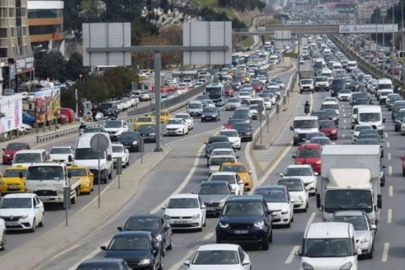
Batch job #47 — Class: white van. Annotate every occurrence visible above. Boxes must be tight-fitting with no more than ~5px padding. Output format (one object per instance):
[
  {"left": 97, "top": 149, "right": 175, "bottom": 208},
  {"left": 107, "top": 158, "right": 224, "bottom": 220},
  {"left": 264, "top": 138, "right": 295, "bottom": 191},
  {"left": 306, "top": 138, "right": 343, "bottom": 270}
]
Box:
[
  {"left": 12, "top": 149, "right": 50, "bottom": 167},
  {"left": 378, "top": 89, "right": 394, "bottom": 105},
  {"left": 357, "top": 105, "right": 385, "bottom": 135},
  {"left": 346, "top": 61, "right": 358, "bottom": 72},
  {"left": 376, "top": 78, "right": 393, "bottom": 98},
  {"left": 351, "top": 105, "right": 366, "bottom": 129},
  {"left": 187, "top": 100, "right": 203, "bottom": 116},
  {"left": 74, "top": 133, "right": 113, "bottom": 184},
  {"left": 321, "top": 68, "right": 333, "bottom": 81},
  {"left": 291, "top": 116, "right": 319, "bottom": 146},
  {"left": 332, "top": 62, "right": 342, "bottom": 70},
  {"left": 295, "top": 222, "right": 360, "bottom": 270}
]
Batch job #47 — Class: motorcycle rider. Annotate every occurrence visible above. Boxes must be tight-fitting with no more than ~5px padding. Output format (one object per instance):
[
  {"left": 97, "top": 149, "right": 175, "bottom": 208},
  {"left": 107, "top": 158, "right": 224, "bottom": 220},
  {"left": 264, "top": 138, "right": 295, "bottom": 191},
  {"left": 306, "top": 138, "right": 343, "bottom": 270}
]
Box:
[{"left": 304, "top": 101, "right": 311, "bottom": 114}]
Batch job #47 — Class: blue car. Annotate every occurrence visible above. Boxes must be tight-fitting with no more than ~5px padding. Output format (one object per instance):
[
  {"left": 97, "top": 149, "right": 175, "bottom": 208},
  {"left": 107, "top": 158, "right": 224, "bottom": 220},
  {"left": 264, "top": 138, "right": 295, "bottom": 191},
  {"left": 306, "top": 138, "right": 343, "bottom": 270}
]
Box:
[
  {"left": 22, "top": 112, "right": 35, "bottom": 126},
  {"left": 201, "top": 107, "right": 221, "bottom": 122}
]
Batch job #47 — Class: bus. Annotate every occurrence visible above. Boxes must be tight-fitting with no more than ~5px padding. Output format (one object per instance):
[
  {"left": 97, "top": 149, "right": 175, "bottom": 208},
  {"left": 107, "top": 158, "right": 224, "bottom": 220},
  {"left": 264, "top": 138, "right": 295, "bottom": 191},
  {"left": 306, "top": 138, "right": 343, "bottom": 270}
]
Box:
[{"left": 204, "top": 83, "right": 225, "bottom": 107}]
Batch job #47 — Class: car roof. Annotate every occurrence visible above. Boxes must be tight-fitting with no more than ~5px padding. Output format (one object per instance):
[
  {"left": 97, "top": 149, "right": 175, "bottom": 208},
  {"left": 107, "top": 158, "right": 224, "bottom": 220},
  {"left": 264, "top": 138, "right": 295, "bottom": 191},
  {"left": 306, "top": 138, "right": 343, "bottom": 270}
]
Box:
[
  {"left": 114, "top": 231, "right": 152, "bottom": 238},
  {"left": 211, "top": 172, "right": 236, "bottom": 176},
  {"left": 197, "top": 244, "right": 239, "bottom": 251},
  {"left": 305, "top": 222, "right": 353, "bottom": 239},
  {"left": 255, "top": 185, "right": 286, "bottom": 191},
  {"left": 294, "top": 116, "right": 318, "bottom": 121},
  {"left": 286, "top": 164, "right": 312, "bottom": 169},
  {"left": 332, "top": 210, "right": 366, "bottom": 217},
  {"left": 3, "top": 193, "right": 35, "bottom": 199},
  {"left": 127, "top": 214, "right": 161, "bottom": 219},
  {"left": 80, "top": 258, "right": 126, "bottom": 265},
  {"left": 226, "top": 195, "right": 264, "bottom": 202},
  {"left": 169, "top": 193, "right": 199, "bottom": 199},
  {"left": 298, "top": 143, "right": 322, "bottom": 149},
  {"left": 201, "top": 181, "right": 228, "bottom": 186}
]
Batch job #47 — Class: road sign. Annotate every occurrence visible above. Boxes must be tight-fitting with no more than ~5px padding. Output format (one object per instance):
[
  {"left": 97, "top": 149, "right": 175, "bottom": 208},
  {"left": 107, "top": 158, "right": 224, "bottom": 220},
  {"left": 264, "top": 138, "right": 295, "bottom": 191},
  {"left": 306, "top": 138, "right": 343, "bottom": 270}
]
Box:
[
  {"left": 90, "top": 134, "right": 109, "bottom": 152},
  {"left": 339, "top": 24, "right": 398, "bottom": 34},
  {"left": 183, "top": 21, "right": 232, "bottom": 65}
]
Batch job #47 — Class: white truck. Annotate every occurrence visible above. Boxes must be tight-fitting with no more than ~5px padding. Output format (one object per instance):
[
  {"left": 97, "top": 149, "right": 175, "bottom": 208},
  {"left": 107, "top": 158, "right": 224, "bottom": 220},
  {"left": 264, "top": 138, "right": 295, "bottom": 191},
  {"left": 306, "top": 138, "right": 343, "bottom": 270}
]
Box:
[
  {"left": 24, "top": 163, "right": 81, "bottom": 209},
  {"left": 290, "top": 116, "right": 319, "bottom": 146},
  {"left": 316, "top": 145, "right": 382, "bottom": 227},
  {"left": 299, "top": 63, "right": 315, "bottom": 94}
]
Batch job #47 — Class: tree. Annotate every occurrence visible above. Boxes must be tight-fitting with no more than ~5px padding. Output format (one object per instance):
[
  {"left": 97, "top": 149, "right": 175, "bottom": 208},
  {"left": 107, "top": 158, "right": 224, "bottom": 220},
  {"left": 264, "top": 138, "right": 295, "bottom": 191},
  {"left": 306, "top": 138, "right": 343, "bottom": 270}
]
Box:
[
  {"left": 34, "top": 51, "right": 66, "bottom": 81},
  {"left": 104, "top": 67, "right": 138, "bottom": 98},
  {"left": 160, "top": 0, "right": 169, "bottom": 13},
  {"left": 66, "top": 53, "right": 90, "bottom": 81},
  {"left": 131, "top": 17, "right": 159, "bottom": 46},
  {"left": 76, "top": 74, "right": 109, "bottom": 104},
  {"left": 160, "top": 25, "right": 183, "bottom": 65},
  {"left": 63, "top": 0, "right": 82, "bottom": 31}
]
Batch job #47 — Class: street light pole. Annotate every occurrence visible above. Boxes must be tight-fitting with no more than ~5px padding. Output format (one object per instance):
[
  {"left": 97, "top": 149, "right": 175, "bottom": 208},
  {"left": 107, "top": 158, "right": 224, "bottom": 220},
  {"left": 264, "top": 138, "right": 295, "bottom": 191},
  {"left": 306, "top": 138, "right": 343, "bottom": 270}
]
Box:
[{"left": 402, "top": 0, "right": 405, "bottom": 82}]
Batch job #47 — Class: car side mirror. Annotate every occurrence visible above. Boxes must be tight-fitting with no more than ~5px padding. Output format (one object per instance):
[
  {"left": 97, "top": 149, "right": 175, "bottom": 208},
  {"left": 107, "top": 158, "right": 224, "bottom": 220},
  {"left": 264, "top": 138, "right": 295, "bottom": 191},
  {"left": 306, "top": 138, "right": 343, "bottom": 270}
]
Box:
[
  {"left": 383, "top": 118, "right": 386, "bottom": 123},
  {"left": 100, "top": 246, "right": 107, "bottom": 251},
  {"left": 294, "top": 248, "right": 302, "bottom": 256},
  {"left": 292, "top": 155, "right": 296, "bottom": 159},
  {"left": 107, "top": 154, "right": 112, "bottom": 161},
  {"left": 19, "top": 172, "right": 24, "bottom": 179},
  {"left": 201, "top": 204, "right": 206, "bottom": 209},
  {"left": 184, "top": 261, "right": 190, "bottom": 266},
  {"left": 2, "top": 148, "right": 5, "bottom": 152},
  {"left": 236, "top": 156, "right": 240, "bottom": 159},
  {"left": 242, "top": 260, "right": 251, "bottom": 266},
  {"left": 161, "top": 206, "right": 166, "bottom": 210},
  {"left": 279, "top": 173, "right": 284, "bottom": 177},
  {"left": 290, "top": 199, "right": 295, "bottom": 204},
  {"left": 290, "top": 126, "right": 293, "bottom": 131},
  {"left": 248, "top": 170, "right": 252, "bottom": 174},
  {"left": 164, "top": 224, "right": 171, "bottom": 230},
  {"left": 267, "top": 209, "right": 273, "bottom": 215},
  {"left": 68, "top": 172, "right": 72, "bottom": 179},
  {"left": 68, "top": 155, "right": 73, "bottom": 162},
  {"left": 117, "top": 227, "right": 123, "bottom": 231}
]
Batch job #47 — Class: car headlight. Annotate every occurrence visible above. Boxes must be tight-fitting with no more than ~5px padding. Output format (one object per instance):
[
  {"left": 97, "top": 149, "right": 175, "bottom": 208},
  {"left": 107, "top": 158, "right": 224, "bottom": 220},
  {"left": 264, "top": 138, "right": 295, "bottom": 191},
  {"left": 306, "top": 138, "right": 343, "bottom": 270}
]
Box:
[
  {"left": 164, "top": 215, "right": 170, "bottom": 220},
  {"left": 315, "top": 160, "right": 321, "bottom": 164},
  {"left": 149, "top": 133, "right": 155, "bottom": 136},
  {"left": 340, "top": 262, "right": 352, "bottom": 270},
  {"left": 302, "top": 262, "right": 314, "bottom": 270},
  {"left": 219, "top": 199, "right": 226, "bottom": 207},
  {"left": 192, "top": 214, "right": 200, "bottom": 219},
  {"left": 21, "top": 214, "right": 29, "bottom": 219},
  {"left": 132, "top": 141, "right": 138, "bottom": 145},
  {"left": 298, "top": 195, "right": 304, "bottom": 202},
  {"left": 56, "top": 189, "right": 63, "bottom": 195},
  {"left": 254, "top": 221, "right": 265, "bottom": 228},
  {"left": 138, "top": 258, "right": 151, "bottom": 266},
  {"left": 359, "top": 235, "right": 370, "bottom": 244},
  {"left": 219, "top": 222, "right": 229, "bottom": 228},
  {"left": 281, "top": 210, "right": 289, "bottom": 215},
  {"left": 155, "top": 234, "right": 163, "bottom": 242},
  {"left": 331, "top": 130, "right": 337, "bottom": 134}
]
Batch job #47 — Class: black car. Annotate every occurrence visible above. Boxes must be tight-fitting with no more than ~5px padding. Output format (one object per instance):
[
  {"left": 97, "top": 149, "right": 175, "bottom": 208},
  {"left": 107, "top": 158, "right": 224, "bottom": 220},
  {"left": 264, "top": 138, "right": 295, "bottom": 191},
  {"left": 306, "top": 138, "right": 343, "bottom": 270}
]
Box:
[
  {"left": 350, "top": 92, "right": 368, "bottom": 106},
  {"left": 330, "top": 78, "right": 346, "bottom": 97},
  {"left": 118, "top": 132, "right": 141, "bottom": 152},
  {"left": 101, "top": 231, "right": 163, "bottom": 270},
  {"left": 216, "top": 195, "right": 273, "bottom": 250},
  {"left": 233, "top": 123, "right": 253, "bottom": 142},
  {"left": 230, "top": 80, "right": 241, "bottom": 91},
  {"left": 206, "top": 142, "right": 235, "bottom": 159},
  {"left": 324, "top": 109, "right": 339, "bottom": 125},
  {"left": 205, "top": 135, "right": 231, "bottom": 158},
  {"left": 84, "top": 127, "right": 106, "bottom": 134},
  {"left": 138, "top": 125, "right": 156, "bottom": 142},
  {"left": 76, "top": 258, "right": 131, "bottom": 270},
  {"left": 99, "top": 102, "right": 119, "bottom": 118},
  {"left": 201, "top": 107, "right": 221, "bottom": 122},
  {"left": 230, "top": 113, "right": 251, "bottom": 125},
  {"left": 394, "top": 110, "right": 405, "bottom": 131},
  {"left": 310, "top": 110, "right": 330, "bottom": 121},
  {"left": 118, "top": 214, "right": 172, "bottom": 257}
]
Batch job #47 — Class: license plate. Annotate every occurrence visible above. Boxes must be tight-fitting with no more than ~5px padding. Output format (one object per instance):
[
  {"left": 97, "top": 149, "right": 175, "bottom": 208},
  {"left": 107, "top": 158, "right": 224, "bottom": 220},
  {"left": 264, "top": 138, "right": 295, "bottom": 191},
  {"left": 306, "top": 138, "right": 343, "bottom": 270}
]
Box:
[
  {"left": 207, "top": 207, "right": 216, "bottom": 211},
  {"left": 40, "top": 196, "right": 49, "bottom": 201},
  {"left": 7, "top": 185, "right": 19, "bottom": 190},
  {"left": 174, "top": 220, "right": 188, "bottom": 224},
  {"left": 6, "top": 222, "right": 18, "bottom": 226},
  {"left": 234, "top": 230, "right": 248, "bottom": 234}
]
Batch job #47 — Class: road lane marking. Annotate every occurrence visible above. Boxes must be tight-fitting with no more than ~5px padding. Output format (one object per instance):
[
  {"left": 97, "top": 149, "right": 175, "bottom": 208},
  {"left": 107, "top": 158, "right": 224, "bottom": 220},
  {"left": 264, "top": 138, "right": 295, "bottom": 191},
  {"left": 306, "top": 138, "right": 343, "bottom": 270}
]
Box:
[
  {"left": 343, "top": 119, "right": 346, "bottom": 123},
  {"left": 388, "top": 166, "right": 392, "bottom": 176},
  {"left": 67, "top": 241, "right": 109, "bottom": 270},
  {"left": 386, "top": 142, "right": 390, "bottom": 148},
  {"left": 387, "top": 209, "right": 392, "bottom": 224},
  {"left": 343, "top": 125, "right": 346, "bottom": 130},
  {"left": 342, "top": 134, "right": 345, "bottom": 139},
  {"left": 389, "top": 186, "right": 393, "bottom": 197},
  {"left": 306, "top": 212, "right": 316, "bottom": 226},
  {"left": 384, "top": 132, "right": 388, "bottom": 138},
  {"left": 343, "top": 114, "right": 346, "bottom": 117},
  {"left": 382, "top": 243, "right": 390, "bottom": 262},
  {"left": 285, "top": 246, "right": 300, "bottom": 264},
  {"left": 388, "top": 153, "right": 391, "bottom": 160}
]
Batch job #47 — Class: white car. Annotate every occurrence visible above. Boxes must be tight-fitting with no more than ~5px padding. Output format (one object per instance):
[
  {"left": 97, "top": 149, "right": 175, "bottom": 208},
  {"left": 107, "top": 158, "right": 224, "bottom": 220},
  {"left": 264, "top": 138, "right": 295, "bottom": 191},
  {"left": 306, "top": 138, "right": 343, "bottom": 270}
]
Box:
[
  {"left": 207, "top": 172, "right": 244, "bottom": 195},
  {"left": 263, "top": 97, "right": 272, "bottom": 110},
  {"left": 104, "top": 120, "right": 129, "bottom": 139},
  {"left": 165, "top": 118, "right": 189, "bottom": 136},
  {"left": 276, "top": 178, "right": 309, "bottom": 212},
  {"left": 49, "top": 146, "right": 75, "bottom": 163},
  {"left": 174, "top": 113, "right": 194, "bottom": 130},
  {"left": 0, "top": 218, "right": 4, "bottom": 250},
  {"left": 238, "top": 91, "right": 251, "bottom": 104},
  {"left": 321, "top": 101, "right": 340, "bottom": 116},
  {"left": 184, "top": 244, "right": 251, "bottom": 270},
  {"left": 219, "top": 129, "right": 241, "bottom": 150},
  {"left": 111, "top": 143, "right": 130, "bottom": 168},
  {"left": 323, "top": 97, "right": 339, "bottom": 103},
  {"left": 225, "top": 98, "right": 242, "bottom": 111},
  {"left": 164, "top": 194, "right": 206, "bottom": 231},
  {"left": 352, "top": 124, "right": 373, "bottom": 143},
  {"left": 280, "top": 165, "right": 318, "bottom": 195},
  {"left": 337, "top": 89, "right": 352, "bottom": 102},
  {"left": 208, "top": 155, "right": 238, "bottom": 175},
  {"left": 18, "top": 123, "right": 32, "bottom": 134},
  {"left": 248, "top": 104, "right": 259, "bottom": 120},
  {"left": 210, "top": 148, "right": 237, "bottom": 159},
  {"left": 0, "top": 193, "right": 45, "bottom": 232}
]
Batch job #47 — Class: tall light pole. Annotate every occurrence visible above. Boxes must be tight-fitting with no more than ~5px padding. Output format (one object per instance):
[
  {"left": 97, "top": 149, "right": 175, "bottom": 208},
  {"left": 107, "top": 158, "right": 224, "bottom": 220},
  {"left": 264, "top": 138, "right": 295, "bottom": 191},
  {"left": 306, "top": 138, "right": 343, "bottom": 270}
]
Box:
[{"left": 402, "top": 0, "right": 404, "bottom": 82}]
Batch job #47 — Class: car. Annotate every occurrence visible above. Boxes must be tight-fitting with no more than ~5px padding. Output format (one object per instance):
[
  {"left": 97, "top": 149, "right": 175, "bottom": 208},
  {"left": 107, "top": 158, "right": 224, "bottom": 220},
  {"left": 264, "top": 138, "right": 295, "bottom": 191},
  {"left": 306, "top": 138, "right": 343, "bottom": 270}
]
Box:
[
  {"left": 224, "top": 84, "right": 234, "bottom": 97},
  {"left": 160, "top": 110, "right": 171, "bottom": 123},
  {"left": 184, "top": 244, "right": 251, "bottom": 269},
  {"left": 271, "top": 77, "right": 285, "bottom": 89},
  {"left": 310, "top": 110, "right": 330, "bottom": 121},
  {"left": 117, "top": 214, "right": 173, "bottom": 256},
  {"left": 219, "top": 162, "right": 252, "bottom": 191},
  {"left": 1, "top": 166, "right": 27, "bottom": 194},
  {"left": 202, "top": 99, "right": 215, "bottom": 108},
  {"left": 100, "top": 231, "right": 163, "bottom": 270},
  {"left": 201, "top": 107, "right": 221, "bottom": 122},
  {"left": 394, "top": 109, "right": 405, "bottom": 131},
  {"left": 49, "top": 146, "right": 75, "bottom": 163},
  {"left": 216, "top": 196, "right": 273, "bottom": 250},
  {"left": 253, "top": 185, "right": 294, "bottom": 227},
  {"left": 174, "top": 113, "right": 194, "bottom": 130},
  {"left": 0, "top": 217, "right": 6, "bottom": 250},
  {"left": 276, "top": 178, "right": 309, "bottom": 212},
  {"left": 118, "top": 131, "right": 141, "bottom": 152},
  {"left": 22, "top": 111, "right": 35, "bottom": 126},
  {"left": 262, "top": 97, "right": 272, "bottom": 110},
  {"left": 351, "top": 124, "right": 373, "bottom": 143},
  {"left": 310, "top": 136, "right": 333, "bottom": 145},
  {"left": 111, "top": 143, "right": 130, "bottom": 168},
  {"left": 165, "top": 118, "right": 189, "bottom": 136},
  {"left": 207, "top": 172, "right": 245, "bottom": 195},
  {"left": 355, "top": 137, "right": 384, "bottom": 158},
  {"left": 137, "top": 125, "right": 156, "bottom": 143},
  {"left": 233, "top": 123, "right": 253, "bottom": 142},
  {"left": 248, "top": 104, "right": 261, "bottom": 120},
  {"left": 318, "top": 120, "right": 338, "bottom": 140},
  {"left": 0, "top": 193, "right": 45, "bottom": 232},
  {"left": 198, "top": 181, "right": 232, "bottom": 216},
  {"left": 219, "top": 129, "right": 241, "bottom": 150},
  {"left": 230, "top": 112, "right": 251, "bottom": 125},
  {"left": 323, "top": 97, "right": 339, "bottom": 103},
  {"left": 104, "top": 120, "right": 129, "bottom": 141},
  {"left": 210, "top": 148, "right": 237, "bottom": 159},
  {"left": 205, "top": 136, "right": 230, "bottom": 158},
  {"left": 83, "top": 127, "right": 107, "bottom": 134},
  {"left": 208, "top": 155, "right": 238, "bottom": 175},
  {"left": 2, "top": 142, "right": 30, "bottom": 165},
  {"left": 338, "top": 89, "right": 352, "bottom": 102},
  {"left": 292, "top": 143, "right": 322, "bottom": 174},
  {"left": 164, "top": 194, "right": 206, "bottom": 231},
  {"left": 225, "top": 97, "right": 242, "bottom": 111},
  {"left": 330, "top": 210, "right": 376, "bottom": 259},
  {"left": 320, "top": 101, "right": 339, "bottom": 115},
  {"left": 280, "top": 164, "right": 318, "bottom": 195},
  {"left": 223, "top": 119, "right": 242, "bottom": 130},
  {"left": 67, "top": 165, "right": 94, "bottom": 194},
  {"left": 76, "top": 258, "right": 131, "bottom": 270},
  {"left": 134, "top": 116, "right": 155, "bottom": 131},
  {"left": 238, "top": 91, "right": 251, "bottom": 104}
]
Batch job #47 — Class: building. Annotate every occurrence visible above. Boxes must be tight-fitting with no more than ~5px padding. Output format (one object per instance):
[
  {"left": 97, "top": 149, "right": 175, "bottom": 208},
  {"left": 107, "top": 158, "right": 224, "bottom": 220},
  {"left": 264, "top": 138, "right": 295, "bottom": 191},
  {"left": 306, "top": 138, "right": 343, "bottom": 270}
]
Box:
[
  {"left": 0, "top": 0, "right": 34, "bottom": 95},
  {"left": 27, "top": 0, "right": 64, "bottom": 52}
]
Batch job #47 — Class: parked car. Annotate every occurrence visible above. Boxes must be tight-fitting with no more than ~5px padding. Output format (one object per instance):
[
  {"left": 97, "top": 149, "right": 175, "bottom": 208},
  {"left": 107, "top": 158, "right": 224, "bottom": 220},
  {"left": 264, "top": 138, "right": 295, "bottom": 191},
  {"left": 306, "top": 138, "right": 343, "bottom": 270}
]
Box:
[
  {"left": 22, "top": 112, "right": 35, "bottom": 126},
  {"left": 61, "top": 108, "right": 75, "bottom": 123},
  {"left": 2, "top": 142, "right": 30, "bottom": 165}
]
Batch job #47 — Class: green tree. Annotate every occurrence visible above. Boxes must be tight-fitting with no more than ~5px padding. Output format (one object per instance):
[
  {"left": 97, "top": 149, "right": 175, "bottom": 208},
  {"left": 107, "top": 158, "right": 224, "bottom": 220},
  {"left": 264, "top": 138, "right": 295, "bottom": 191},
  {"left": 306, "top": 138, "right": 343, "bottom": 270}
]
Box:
[
  {"left": 66, "top": 53, "right": 90, "bottom": 81},
  {"left": 63, "top": 0, "right": 82, "bottom": 31},
  {"left": 34, "top": 51, "right": 66, "bottom": 81},
  {"left": 104, "top": 67, "right": 138, "bottom": 98},
  {"left": 76, "top": 74, "right": 109, "bottom": 104},
  {"left": 160, "top": 0, "right": 169, "bottom": 13}
]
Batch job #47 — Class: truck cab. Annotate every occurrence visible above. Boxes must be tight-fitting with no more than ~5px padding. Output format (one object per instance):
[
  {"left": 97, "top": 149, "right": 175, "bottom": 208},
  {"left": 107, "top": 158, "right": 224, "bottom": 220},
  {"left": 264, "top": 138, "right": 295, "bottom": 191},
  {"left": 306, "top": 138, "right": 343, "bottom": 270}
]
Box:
[{"left": 291, "top": 116, "right": 319, "bottom": 146}]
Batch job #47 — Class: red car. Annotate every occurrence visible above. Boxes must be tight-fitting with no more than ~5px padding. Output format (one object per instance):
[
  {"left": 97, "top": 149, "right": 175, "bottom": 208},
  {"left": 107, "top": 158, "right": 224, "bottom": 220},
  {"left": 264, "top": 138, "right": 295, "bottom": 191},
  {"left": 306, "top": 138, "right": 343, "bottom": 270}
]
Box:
[
  {"left": 224, "top": 85, "right": 234, "bottom": 97},
  {"left": 251, "top": 81, "right": 263, "bottom": 92},
  {"left": 401, "top": 154, "right": 405, "bottom": 176},
  {"left": 319, "top": 119, "right": 338, "bottom": 140},
  {"left": 2, "top": 142, "right": 30, "bottom": 165},
  {"left": 292, "top": 143, "right": 323, "bottom": 173},
  {"left": 61, "top": 108, "right": 75, "bottom": 123}
]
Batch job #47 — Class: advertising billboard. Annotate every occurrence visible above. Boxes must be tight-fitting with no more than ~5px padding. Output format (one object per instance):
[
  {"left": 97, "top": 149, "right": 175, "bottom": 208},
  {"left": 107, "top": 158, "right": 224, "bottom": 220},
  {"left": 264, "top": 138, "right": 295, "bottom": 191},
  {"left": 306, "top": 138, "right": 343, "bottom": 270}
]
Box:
[
  {"left": 0, "top": 94, "right": 23, "bottom": 133},
  {"left": 34, "top": 88, "right": 61, "bottom": 124},
  {"left": 339, "top": 24, "right": 398, "bottom": 34}
]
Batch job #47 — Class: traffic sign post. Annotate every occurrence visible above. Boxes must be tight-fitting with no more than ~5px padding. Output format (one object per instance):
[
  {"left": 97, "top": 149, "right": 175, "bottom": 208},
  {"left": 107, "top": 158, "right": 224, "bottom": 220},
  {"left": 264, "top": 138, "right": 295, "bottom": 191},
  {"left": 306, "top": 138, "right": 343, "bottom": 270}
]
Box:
[
  {"left": 116, "top": 157, "right": 122, "bottom": 189},
  {"left": 90, "top": 134, "right": 109, "bottom": 208}
]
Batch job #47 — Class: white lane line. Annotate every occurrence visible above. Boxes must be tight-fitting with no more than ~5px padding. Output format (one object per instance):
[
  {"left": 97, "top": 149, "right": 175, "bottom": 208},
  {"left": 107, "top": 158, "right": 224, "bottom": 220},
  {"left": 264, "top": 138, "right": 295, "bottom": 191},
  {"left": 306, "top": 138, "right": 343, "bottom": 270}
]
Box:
[
  {"left": 343, "top": 126, "right": 346, "bottom": 130},
  {"left": 387, "top": 142, "right": 390, "bottom": 148},
  {"left": 384, "top": 132, "right": 388, "bottom": 138},
  {"left": 388, "top": 166, "right": 392, "bottom": 176},
  {"left": 388, "top": 153, "right": 391, "bottom": 160},
  {"left": 342, "top": 108, "right": 345, "bottom": 112},
  {"left": 387, "top": 209, "right": 392, "bottom": 224},
  {"left": 285, "top": 246, "right": 300, "bottom": 264},
  {"left": 342, "top": 134, "right": 346, "bottom": 139},
  {"left": 382, "top": 243, "right": 390, "bottom": 262},
  {"left": 389, "top": 186, "right": 393, "bottom": 197},
  {"left": 343, "top": 114, "right": 346, "bottom": 117},
  {"left": 344, "top": 119, "right": 346, "bottom": 123},
  {"left": 306, "top": 212, "right": 316, "bottom": 226},
  {"left": 67, "top": 241, "right": 109, "bottom": 270}
]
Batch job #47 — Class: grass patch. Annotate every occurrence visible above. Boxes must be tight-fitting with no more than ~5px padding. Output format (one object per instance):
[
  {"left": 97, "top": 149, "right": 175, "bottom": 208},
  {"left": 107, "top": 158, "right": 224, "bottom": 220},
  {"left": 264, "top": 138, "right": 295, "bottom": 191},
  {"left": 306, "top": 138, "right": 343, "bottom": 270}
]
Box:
[
  {"left": 284, "top": 51, "right": 298, "bottom": 58},
  {"left": 243, "top": 36, "right": 254, "bottom": 48}
]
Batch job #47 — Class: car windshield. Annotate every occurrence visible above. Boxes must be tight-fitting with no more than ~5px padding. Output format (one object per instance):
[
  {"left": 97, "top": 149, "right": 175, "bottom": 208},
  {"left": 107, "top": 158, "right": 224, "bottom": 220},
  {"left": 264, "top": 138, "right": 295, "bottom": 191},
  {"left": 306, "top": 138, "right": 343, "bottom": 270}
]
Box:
[
  {"left": 340, "top": 89, "right": 351, "bottom": 94},
  {"left": 199, "top": 184, "right": 229, "bottom": 195},
  {"left": 359, "top": 113, "right": 381, "bottom": 122},
  {"left": 221, "top": 165, "right": 246, "bottom": 173},
  {"left": 6, "top": 143, "right": 27, "bottom": 150},
  {"left": 220, "top": 131, "right": 238, "bottom": 137},
  {"left": 355, "top": 126, "right": 372, "bottom": 132},
  {"left": 189, "top": 103, "right": 202, "bottom": 109},
  {"left": 303, "top": 238, "right": 351, "bottom": 257},
  {"left": 310, "top": 138, "right": 330, "bottom": 145},
  {"left": 240, "top": 91, "right": 250, "bottom": 96},
  {"left": 210, "top": 157, "right": 235, "bottom": 166},
  {"left": 0, "top": 198, "right": 32, "bottom": 209},
  {"left": 316, "top": 77, "right": 328, "bottom": 82},
  {"left": 297, "top": 148, "right": 321, "bottom": 158},
  {"left": 294, "top": 120, "right": 318, "bottom": 129},
  {"left": 192, "top": 250, "right": 239, "bottom": 265},
  {"left": 301, "top": 79, "right": 312, "bottom": 84},
  {"left": 26, "top": 166, "right": 64, "bottom": 180},
  {"left": 223, "top": 201, "right": 264, "bottom": 217},
  {"left": 108, "top": 236, "right": 150, "bottom": 250},
  {"left": 68, "top": 168, "right": 87, "bottom": 177},
  {"left": 77, "top": 265, "right": 119, "bottom": 270},
  {"left": 84, "top": 128, "right": 105, "bottom": 133},
  {"left": 50, "top": 148, "right": 71, "bottom": 154},
  {"left": 14, "top": 153, "right": 41, "bottom": 163},
  {"left": 319, "top": 121, "right": 335, "bottom": 128},
  {"left": 212, "top": 150, "right": 233, "bottom": 156},
  {"left": 277, "top": 179, "right": 304, "bottom": 191},
  {"left": 356, "top": 139, "right": 379, "bottom": 145},
  {"left": 137, "top": 117, "right": 153, "bottom": 122},
  {"left": 112, "top": 146, "right": 123, "bottom": 153},
  {"left": 167, "top": 119, "right": 183, "bottom": 125},
  {"left": 138, "top": 126, "right": 154, "bottom": 132},
  {"left": 167, "top": 198, "right": 199, "bottom": 209},
  {"left": 325, "top": 190, "right": 373, "bottom": 213},
  {"left": 124, "top": 217, "right": 160, "bottom": 231},
  {"left": 75, "top": 148, "right": 106, "bottom": 159},
  {"left": 208, "top": 137, "right": 228, "bottom": 144},
  {"left": 4, "top": 169, "right": 26, "bottom": 177},
  {"left": 331, "top": 216, "right": 368, "bottom": 230},
  {"left": 254, "top": 189, "right": 286, "bottom": 203},
  {"left": 175, "top": 114, "right": 189, "bottom": 120},
  {"left": 209, "top": 174, "right": 235, "bottom": 183},
  {"left": 105, "top": 121, "right": 122, "bottom": 128},
  {"left": 203, "top": 108, "right": 217, "bottom": 112},
  {"left": 321, "top": 104, "right": 339, "bottom": 110},
  {"left": 284, "top": 167, "right": 313, "bottom": 176},
  {"left": 228, "top": 98, "right": 240, "bottom": 103}
]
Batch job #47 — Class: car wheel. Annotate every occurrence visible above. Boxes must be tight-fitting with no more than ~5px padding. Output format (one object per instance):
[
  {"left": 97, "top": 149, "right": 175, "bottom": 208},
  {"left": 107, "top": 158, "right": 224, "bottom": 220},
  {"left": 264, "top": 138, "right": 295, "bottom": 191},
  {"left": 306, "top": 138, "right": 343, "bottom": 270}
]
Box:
[
  {"left": 303, "top": 204, "right": 308, "bottom": 213},
  {"left": 162, "top": 243, "right": 166, "bottom": 257},
  {"left": 30, "top": 219, "right": 36, "bottom": 233},
  {"left": 0, "top": 233, "right": 5, "bottom": 250},
  {"left": 286, "top": 221, "right": 291, "bottom": 228},
  {"left": 39, "top": 213, "right": 44, "bottom": 227},
  {"left": 158, "top": 260, "right": 163, "bottom": 270},
  {"left": 291, "top": 215, "right": 294, "bottom": 222},
  {"left": 167, "top": 238, "right": 173, "bottom": 250},
  {"left": 108, "top": 171, "right": 113, "bottom": 179}
]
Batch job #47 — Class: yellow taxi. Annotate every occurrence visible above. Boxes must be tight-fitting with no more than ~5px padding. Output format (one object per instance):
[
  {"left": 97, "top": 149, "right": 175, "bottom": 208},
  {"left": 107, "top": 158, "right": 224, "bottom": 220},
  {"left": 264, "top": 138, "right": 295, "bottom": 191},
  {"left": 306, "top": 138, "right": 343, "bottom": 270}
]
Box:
[
  {"left": 219, "top": 162, "right": 252, "bottom": 191},
  {"left": 67, "top": 165, "right": 94, "bottom": 194},
  {"left": 160, "top": 110, "right": 171, "bottom": 123},
  {"left": 0, "top": 165, "right": 27, "bottom": 194},
  {"left": 134, "top": 115, "right": 155, "bottom": 131}
]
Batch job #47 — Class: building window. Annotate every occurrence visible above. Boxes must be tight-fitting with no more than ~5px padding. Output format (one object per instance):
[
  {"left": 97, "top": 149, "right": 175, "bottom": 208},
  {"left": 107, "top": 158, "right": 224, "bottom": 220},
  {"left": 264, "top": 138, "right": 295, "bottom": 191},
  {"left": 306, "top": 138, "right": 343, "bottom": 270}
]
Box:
[
  {"left": 29, "top": 25, "right": 61, "bottom": 35},
  {"left": 28, "top": 9, "right": 61, "bottom": 19}
]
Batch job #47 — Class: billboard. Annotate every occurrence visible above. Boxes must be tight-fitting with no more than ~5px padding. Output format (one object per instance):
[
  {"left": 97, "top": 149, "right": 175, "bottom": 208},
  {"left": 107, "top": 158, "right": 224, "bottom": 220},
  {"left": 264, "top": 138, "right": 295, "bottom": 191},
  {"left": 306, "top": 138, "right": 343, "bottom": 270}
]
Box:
[
  {"left": 0, "top": 94, "right": 23, "bottom": 133},
  {"left": 34, "top": 88, "right": 61, "bottom": 124},
  {"left": 339, "top": 24, "right": 398, "bottom": 34}
]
